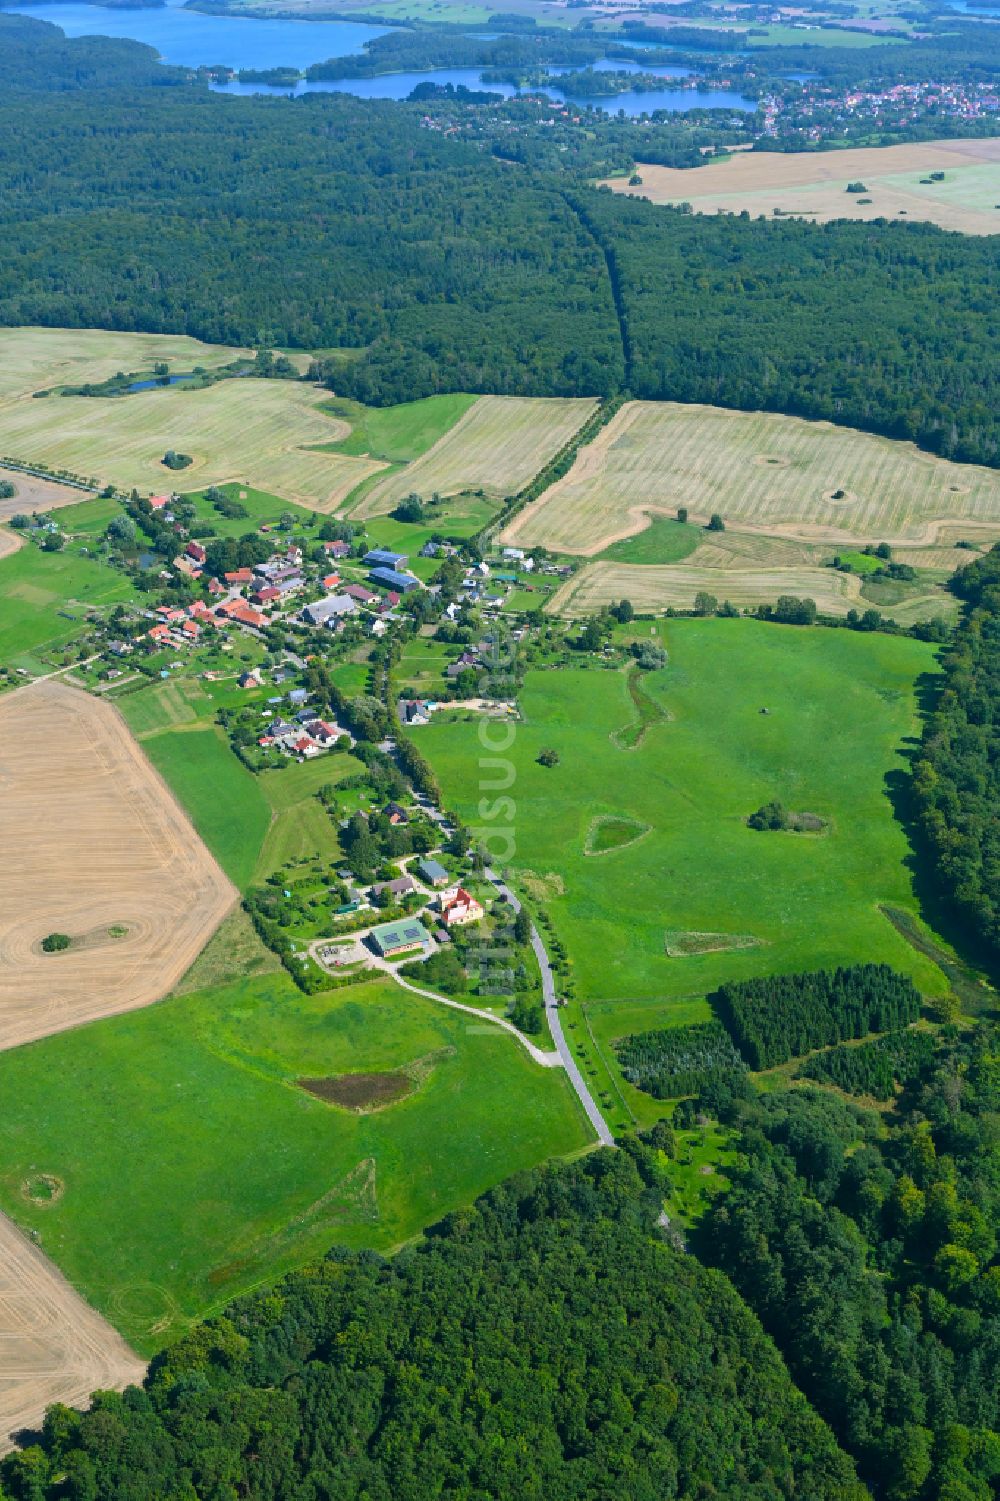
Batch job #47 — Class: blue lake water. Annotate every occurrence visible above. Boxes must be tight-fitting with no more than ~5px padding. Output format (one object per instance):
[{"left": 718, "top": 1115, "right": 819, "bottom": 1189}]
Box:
[
  {"left": 12, "top": 0, "right": 756, "bottom": 113},
  {"left": 11, "top": 0, "right": 387, "bottom": 68},
  {"left": 127, "top": 373, "right": 198, "bottom": 391}
]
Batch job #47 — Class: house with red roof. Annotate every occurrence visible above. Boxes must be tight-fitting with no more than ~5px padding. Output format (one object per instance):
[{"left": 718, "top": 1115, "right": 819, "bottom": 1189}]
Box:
[
  {"left": 224, "top": 568, "right": 254, "bottom": 587},
  {"left": 439, "top": 886, "right": 485, "bottom": 928}
]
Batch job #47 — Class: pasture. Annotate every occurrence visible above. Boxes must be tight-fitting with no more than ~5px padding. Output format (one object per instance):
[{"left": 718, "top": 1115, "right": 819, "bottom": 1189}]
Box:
[
  {"left": 351, "top": 396, "right": 597, "bottom": 519},
  {"left": 604, "top": 137, "right": 1000, "bottom": 236},
  {"left": 0, "top": 1212, "right": 144, "bottom": 1455},
  {"left": 0, "top": 972, "right": 588, "bottom": 1353},
  {"left": 0, "top": 378, "right": 376, "bottom": 507},
  {"left": 421, "top": 620, "right": 945, "bottom": 1018},
  {"left": 0, "top": 682, "right": 235, "bottom": 1052},
  {"left": 502, "top": 401, "right": 1000, "bottom": 555},
  {"left": 0, "top": 534, "right": 136, "bottom": 669}
]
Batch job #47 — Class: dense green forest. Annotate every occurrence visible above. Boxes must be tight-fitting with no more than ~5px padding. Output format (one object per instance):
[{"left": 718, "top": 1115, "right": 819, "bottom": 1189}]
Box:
[
  {"left": 913, "top": 546, "right": 1000, "bottom": 956},
  {"left": 716, "top": 964, "right": 923, "bottom": 1070},
  {"left": 697, "top": 1022, "right": 1000, "bottom": 1501},
  {"left": 615, "top": 1020, "right": 746, "bottom": 1099},
  {"left": 1, "top": 17, "right": 1000, "bottom": 462},
  {"left": 799, "top": 1028, "right": 937, "bottom": 1099},
  {"left": 0, "top": 1147, "right": 862, "bottom": 1500}
]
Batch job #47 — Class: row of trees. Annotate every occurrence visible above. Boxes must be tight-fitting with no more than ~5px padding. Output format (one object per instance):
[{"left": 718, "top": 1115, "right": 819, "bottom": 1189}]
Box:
[
  {"left": 717, "top": 963, "right": 923, "bottom": 1069},
  {"left": 912, "top": 545, "right": 1000, "bottom": 955}
]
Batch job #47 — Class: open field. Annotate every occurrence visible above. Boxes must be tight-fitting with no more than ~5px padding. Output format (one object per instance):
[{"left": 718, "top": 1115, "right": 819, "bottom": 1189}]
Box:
[
  {"left": 422, "top": 621, "right": 945, "bottom": 1012},
  {"left": 319, "top": 392, "right": 478, "bottom": 464},
  {"left": 503, "top": 401, "right": 1000, "bottom": 554},
  {"left": 351, "top": 396, "right": 597, "bottom": 519},
  {"left": 0, "top": 533, "right": 137, "bottom": 670},
  {"left": 0, "top": 1212, "right": 144, "bottom": 1454},
  {"left": 0, "top": 972, "right": 589, "bottom": 1354},
  {"left": 603, "top": 137, "right": 1000, "bottom": 235},
  {"left": 0, "top": 468, "right": 93, "bottom": 523},
  {"left": 548, "top": 562, "right": 869, "bottom": 617},
  {"left": 0, "top": 327, "right": 246, "bottom": 403},
  {"left": 0, "top": 681, "right": 235, "bottom": 1051},
  {"left": 0, "top": 378, "right": 377, "bottom": 507}
]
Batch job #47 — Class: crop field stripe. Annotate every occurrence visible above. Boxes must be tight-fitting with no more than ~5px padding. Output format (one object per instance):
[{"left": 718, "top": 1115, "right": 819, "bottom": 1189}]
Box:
[
  {"left": 0, "top": 1210, "right": 145, "bottom": 1454},
  {"left": 504, "top": 401, "right": 1000, "bottom": 557},
  {"left": 352, "top": 395, "right": 599, "bottom": 519},
  {"left": 547, "top": 563, "right": 865, "bottom": 617},
  {"left": 0, "top": 680, "right": 236, "bottom": 1051}
]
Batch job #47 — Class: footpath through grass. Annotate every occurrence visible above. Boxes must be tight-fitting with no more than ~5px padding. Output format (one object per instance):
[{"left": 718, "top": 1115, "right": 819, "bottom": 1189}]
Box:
[{"left": 0, "top": 972, "right": 588, "bottom": 1355}]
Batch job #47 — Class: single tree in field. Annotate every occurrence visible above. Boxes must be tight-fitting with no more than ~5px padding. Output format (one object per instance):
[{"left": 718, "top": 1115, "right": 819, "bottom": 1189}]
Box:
[
  {"left": 614, "top": 598, "right": 634, "bottom": 624},
  {"left": 707, "top": 513, "right": 725, "bottom": 532},
  {"left": 41, "top": 933, "right": 71, "bottom": 953},
  {"left": 538, "top": 748, "right": 560, "bottom": 768},
  {"left": 694, "top": 591, "right": 718, "bottom": 617},
  {"left": 513, "top": 906, "right": 532, "bottom": 946}
]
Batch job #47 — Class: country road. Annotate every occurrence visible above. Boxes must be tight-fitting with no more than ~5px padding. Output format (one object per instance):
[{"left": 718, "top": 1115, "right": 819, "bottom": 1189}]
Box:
[{"left": 485, "top": 868, "right": 615, "bottom": 1148}]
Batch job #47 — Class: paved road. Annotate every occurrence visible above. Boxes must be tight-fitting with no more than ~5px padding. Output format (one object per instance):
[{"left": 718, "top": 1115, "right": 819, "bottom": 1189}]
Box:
[{"left": 485, "top": 868, "right": 615, "bottom": 1148}]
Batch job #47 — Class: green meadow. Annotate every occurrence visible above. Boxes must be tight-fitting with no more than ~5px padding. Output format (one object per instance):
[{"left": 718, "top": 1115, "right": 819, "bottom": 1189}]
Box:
[
  {"left": 0, "top": 533, "right": 135, "bottom": 668},
  {"left": 0, "top": 972, "right": 588, "bottom": 1354},
  {"left": 422, "top": 619, "right": 945, "bottom": 1019},
  {"left": 597, "top": 516, "right": 702, "bottom": 566},
  {"left": 318, "top": 392, "right": 477, "bottom": 464}
]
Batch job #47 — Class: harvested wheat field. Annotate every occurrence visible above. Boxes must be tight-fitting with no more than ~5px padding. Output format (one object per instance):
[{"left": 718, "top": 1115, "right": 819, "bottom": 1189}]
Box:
[
  {"left": 0, "top": 469, "right": 93, "bottom": 522},
  {"left": 0, "top": 680, "right": 235, "bottom": 1051},
  {"left": 603, "top": 137, "right": 1000, "bottom": 235},
  {"left": 548, "top": 562, "right": 866, "bottom": 617},
  {"left": 503, "top": 402, "right": 1000, "bottom": 556},
  {"left": 351, "top": 395, "right": 597, "bottom": 519},
  {"left": 0, "top": 327, "right": 246, "bottom": 404},
  {"left": 0, "top": 1211, "right": 144, "bottom": 1453},
  {"left": 0, "top": 379, "right": 374, "bottom": 508}
]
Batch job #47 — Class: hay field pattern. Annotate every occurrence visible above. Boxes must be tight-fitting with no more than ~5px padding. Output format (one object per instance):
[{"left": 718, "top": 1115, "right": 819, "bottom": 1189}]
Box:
[
  {"left": 0, "top": 1212, "right": 144, "bottom": 1454},
  {"left": 0, "top": 680, "right": 236, "bottom": 1052},
  {"left": 352, "top": 395, "right": 598, "bottom": 518},
  {"left": 604, "top": 137, "right": 1000, "bottom": 235},
  {"left": 0, "top": 372, "right": 376, "bottom": 509},
  {"left": 503, "top": 402, "right": 1000, "bottom": 555},
  {"left": 548, "top": 562, "right": 867, "bottom": 617}
]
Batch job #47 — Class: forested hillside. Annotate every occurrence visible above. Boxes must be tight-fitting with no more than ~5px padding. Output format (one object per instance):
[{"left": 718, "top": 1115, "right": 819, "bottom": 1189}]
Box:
[
  {"left": 696, "top": 1023, "right": 1000, "bottom": 1501},
  {"left": 913, "top": 546, "right": 1000, "bottom": 954},
  {"left": 0, "top": 1148, "right": 862, "bottom": 1500},
  {"left": 2, "top": 16, "right": 1000, "bottom": 465}
]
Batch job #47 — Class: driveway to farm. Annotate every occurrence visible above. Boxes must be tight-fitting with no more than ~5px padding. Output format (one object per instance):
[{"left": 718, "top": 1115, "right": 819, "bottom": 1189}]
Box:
[{"left": 485, "top": 868, "right": 615, "bottom": 1147}]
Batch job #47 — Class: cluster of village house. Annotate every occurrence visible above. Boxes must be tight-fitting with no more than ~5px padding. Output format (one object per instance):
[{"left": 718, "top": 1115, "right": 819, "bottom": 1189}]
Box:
[
  {"left": 351, "top": 851, "right": 487, "bottom": 961},
  {"left": 111, "top": 496, "right": 543, "bottom": 756}
]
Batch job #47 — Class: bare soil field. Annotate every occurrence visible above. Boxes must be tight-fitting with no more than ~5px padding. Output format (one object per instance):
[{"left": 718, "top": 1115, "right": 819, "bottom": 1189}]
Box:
[
  {"left": 0, "top": 680, "right": 235, "bottom": 1051},
  {"left": 0, "top": 468, "right": 93, "bottom": 520},
  {"left": 0, "top": 1211, "right": 145, "bottom": 1453},
  {"left": 503, "top": 402, "right": 1000, "bottom": 555},
  {"left": 603, "top": 137, "right": 1000, "bottom": 235},
  {"left": 352, "top": 395, "right": 597, "bottom": 519},
  {"left": 0, "top": 379, "right": 373, "bottom": 508},
  {"left": 547, "top": 562, "right": 867, "bottom": 617}
]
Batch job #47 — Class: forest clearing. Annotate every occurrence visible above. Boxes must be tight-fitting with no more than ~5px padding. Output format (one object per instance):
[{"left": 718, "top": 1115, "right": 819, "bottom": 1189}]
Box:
[
  {"left": 502, "top": 402, "right": 1000, "bottom": 555},
  {"left": 0, "top": 680, "right": 235, "bottom": 1051},
  {"left": 350, "top": 396, "right": 598, "bottom": 518},
  {"left": 604, "top": 136, "right": 1000, "bottom": 235}
]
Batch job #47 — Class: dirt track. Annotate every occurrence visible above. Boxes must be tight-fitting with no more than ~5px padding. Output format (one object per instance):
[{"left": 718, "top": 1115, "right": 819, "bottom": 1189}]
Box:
[
  {"left": 0, "top": 1212, "right": 145, "bottom": 1453},
  {"left": 0, "top": 679, "right": 236, "bottom": 1051}
]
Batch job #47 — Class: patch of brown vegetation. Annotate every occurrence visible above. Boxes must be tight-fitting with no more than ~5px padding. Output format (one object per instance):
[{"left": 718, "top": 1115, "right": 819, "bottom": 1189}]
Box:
[
  {"left": 299, "top": 1072, "right": 412, "bottom": 1110},
  {"left": 0, "top": 680, "right": 236, "bottom": 1051}
]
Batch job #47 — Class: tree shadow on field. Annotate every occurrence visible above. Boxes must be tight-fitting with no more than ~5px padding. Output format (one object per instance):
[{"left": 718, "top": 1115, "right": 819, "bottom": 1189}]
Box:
[{"left": 883, "top": 666, "right": 1000, "bottom": 1010}]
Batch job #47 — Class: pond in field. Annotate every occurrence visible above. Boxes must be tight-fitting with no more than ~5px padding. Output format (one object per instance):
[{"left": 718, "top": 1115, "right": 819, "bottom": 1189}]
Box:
[{"left": 12, "top": 0, "right": 755, "bottom": 114}]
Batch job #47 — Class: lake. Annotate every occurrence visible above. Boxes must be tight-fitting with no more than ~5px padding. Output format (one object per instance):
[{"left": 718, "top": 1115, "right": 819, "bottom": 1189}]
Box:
[{"left": 12, "top": 0, "right": 756, "bottom": 113}]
